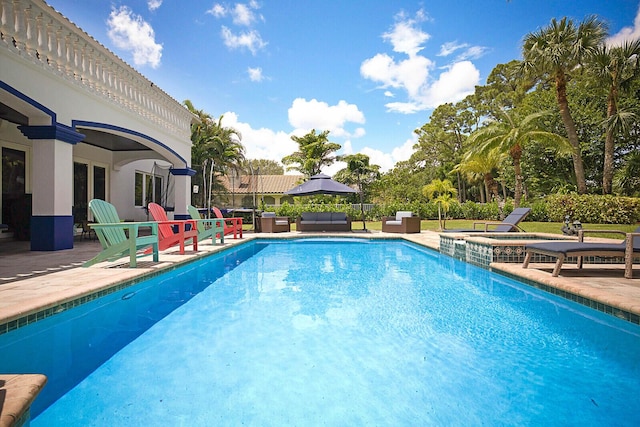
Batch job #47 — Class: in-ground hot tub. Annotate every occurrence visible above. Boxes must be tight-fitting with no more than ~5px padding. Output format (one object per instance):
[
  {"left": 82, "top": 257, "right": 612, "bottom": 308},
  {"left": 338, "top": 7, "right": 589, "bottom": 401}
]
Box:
[{"left": 439, "top": 232, "right": 576, "bottom": 267}]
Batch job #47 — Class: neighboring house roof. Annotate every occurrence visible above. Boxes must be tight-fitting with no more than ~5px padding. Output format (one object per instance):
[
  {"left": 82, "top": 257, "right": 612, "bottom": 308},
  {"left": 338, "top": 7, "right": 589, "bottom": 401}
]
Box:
[{"left": 217, "top": 175, "right": 304, "bottom": 195}]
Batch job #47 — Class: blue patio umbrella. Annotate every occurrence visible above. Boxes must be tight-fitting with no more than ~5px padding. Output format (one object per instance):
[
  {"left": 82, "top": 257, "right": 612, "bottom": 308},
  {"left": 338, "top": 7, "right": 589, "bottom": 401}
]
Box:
[{"left": 284, "top": 173, "right": 357, "bottom": 196}]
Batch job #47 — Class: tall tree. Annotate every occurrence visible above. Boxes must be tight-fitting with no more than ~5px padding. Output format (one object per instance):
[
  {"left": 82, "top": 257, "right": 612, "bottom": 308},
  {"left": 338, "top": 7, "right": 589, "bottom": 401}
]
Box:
[
  {"left": 242, "top": 159, "right": 285, "bottom": 175},
  {"left": 335, "top": 154, "right": 381, "bottom": 231},
  {"left": 589, "top": 39, "right": 640, "bottom": 194},
  {"left": 466, "top": 110, "right": 570, "bottom": 207},
  {"left": 521, "top": 16, "right": 607, "bottom": 194},
  {"left": 282, "top": 129, "right": 341, "bottom": 177}
]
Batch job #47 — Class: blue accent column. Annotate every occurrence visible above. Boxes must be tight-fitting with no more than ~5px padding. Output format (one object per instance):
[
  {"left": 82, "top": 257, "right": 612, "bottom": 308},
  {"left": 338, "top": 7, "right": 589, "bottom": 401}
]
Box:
[
  {"left": 31, "top": 216, "right": 74, "bottom": 251},
  {"left": 19, "top": 123, "right": 85, "bottom": 251}
]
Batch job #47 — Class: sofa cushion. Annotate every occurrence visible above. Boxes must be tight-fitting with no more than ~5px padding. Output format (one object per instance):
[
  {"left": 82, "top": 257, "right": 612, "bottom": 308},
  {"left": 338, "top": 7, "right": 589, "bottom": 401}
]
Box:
[
  {"left": 275, "top": 220, "right": 289, "bottom": 225},
  {"left": 385, "top": 220, "right": 402, "bottom": 226},
  {"left": 316, "top": 212, "right": 333, "bottom": 222},
  {"left": 301, "top": 212, "right": 318, "bottom": 222},
  {"left": 262, "top": 212, "right": 276, "bottom": 218},
  {"left": 331, "top": 212, "right": 347, "bottom": 222},
  {"left": 395, "top": 211, "right": 413, "bottom": 221}
]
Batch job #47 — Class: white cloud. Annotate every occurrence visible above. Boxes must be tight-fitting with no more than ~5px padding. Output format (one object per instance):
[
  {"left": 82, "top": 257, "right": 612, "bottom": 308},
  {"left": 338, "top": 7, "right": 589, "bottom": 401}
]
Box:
[
  {"left": 438, "top": 41, "right": 467, "bottom": 56},
  {"left": 248, "top": 66, "right": 264, "bottom": 82},
  {"left": 147, "top": 0, "right": 162, "bottom": 12},
  {"left": 220, "top": 108, "right": 411, "bottom": 175},
  {"left": 606, "top": 4, "right": 640, "bottom": 46},
  {"left": 383, "top": 18, "right": 430, "bottom": 56},
  {"left": 288, "top": 98, "right": 365, "bottom": 138},
  {"left": 209, "top": 1, "right": 266, "bottom": 54},
  {"left": 107, "top": 6, "right": 162, "bottom": 68},
  {"left": 384, "top": 91, "right": 394, "bottom": 97},
  {"left": 221, "top": 26, "right": 267, "bottom": 55},
  {"left": 219, "top": 112, "right": 298, "bottom": 168},
  {"left": 206, "top": 4, "right": 226, "bottom": 17},
  {"left": 232, "top": 3, "right": 256, "bottom": 26},
  {"left": 361, "top": 10, "right": 481, "bottom": 114}
]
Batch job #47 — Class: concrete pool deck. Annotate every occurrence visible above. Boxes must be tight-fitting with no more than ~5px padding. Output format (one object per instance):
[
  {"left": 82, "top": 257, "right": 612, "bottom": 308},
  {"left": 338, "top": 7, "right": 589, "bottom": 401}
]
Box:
[{"left": 1, "top": 230, "right": 639, "bottom": 329}]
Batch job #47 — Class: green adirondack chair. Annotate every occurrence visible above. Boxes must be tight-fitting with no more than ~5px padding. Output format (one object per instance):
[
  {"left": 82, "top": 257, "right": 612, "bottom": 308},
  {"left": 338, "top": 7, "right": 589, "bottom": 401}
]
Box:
[
  {"left": 187, "top": 205, "right": 225, "bottom": 244},
  {"left": 84, "top": 199, "right": 159, "bottom": 268}
]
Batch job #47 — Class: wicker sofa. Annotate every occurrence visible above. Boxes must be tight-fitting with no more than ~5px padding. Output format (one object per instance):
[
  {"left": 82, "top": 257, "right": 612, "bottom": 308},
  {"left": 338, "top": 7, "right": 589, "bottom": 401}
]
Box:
[
  {"left": 296, "top": 212, "right": 352, "bottom": 232},
  {"left": 381, "top": 211, "right": 421, "bottom": 233},
  {"left": 260, "top": 212, "right": 290, "bottom": 233}
]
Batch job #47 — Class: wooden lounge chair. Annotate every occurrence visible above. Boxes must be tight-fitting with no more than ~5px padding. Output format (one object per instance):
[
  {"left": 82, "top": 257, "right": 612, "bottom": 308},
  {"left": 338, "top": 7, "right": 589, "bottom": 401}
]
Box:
[
  {"left": 84, "top": 199, "right": 159, "bottom": 268},
  {"left": 443, "top": 207, "right": 531, "bottom": 233},
  {"left": 212, "top": 207, "right": 243, "bottom": 239},
  {"left": 381, "top": 211, "right": 421, "bottom": 233},
  {"left": 260, "top": 211, "right": 290, "bottom": 233},
  {"left": 147, "top": 203, "right": 198, "bottom": 254},
  {"left": 522, "top": 226, "right": 640, "bottom": 279},
  {"left": 187, "top": 205, "right": 225, "bottom": 244}
]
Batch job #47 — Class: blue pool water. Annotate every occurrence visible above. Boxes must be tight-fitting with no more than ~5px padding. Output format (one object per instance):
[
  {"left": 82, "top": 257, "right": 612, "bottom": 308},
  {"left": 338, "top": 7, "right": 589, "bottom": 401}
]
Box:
[{"left": 1, "top": 238, "right": 639, "bottom": 425}]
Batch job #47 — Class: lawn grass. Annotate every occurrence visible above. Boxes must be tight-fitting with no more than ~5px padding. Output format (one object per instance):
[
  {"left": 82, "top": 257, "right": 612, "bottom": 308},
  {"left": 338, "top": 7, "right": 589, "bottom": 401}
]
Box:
[{"left": 248, "top": 218, "right": 637, "bottom": 237}]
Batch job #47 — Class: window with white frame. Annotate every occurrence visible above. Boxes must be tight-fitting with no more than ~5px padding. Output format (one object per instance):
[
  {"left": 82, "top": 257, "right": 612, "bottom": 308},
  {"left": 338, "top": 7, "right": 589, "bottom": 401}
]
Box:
[{"left": 135, "top": 171, "right": 163, "bottom": 207}]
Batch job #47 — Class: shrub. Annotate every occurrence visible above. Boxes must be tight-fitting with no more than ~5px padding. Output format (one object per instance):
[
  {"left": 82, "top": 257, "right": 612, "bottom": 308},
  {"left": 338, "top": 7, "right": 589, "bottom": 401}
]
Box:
[{"left": 545, "top": 194, "right": 640, "bottom": 224}]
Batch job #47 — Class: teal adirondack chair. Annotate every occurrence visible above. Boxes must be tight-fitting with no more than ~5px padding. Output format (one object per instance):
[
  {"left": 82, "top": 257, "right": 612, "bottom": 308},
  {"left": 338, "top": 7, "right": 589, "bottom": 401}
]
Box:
[
  {"left": 84, "top": 199, "right": 159, "bottom": 268},
  {"left": 187, "top": 205, "right": 225, "bottom": 244}
]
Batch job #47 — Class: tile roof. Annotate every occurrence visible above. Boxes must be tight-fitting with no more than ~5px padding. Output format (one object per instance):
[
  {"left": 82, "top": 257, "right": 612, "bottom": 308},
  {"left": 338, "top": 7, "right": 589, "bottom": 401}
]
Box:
[{"left": 217, "top": 174, "right": 304, "bottom": 194}]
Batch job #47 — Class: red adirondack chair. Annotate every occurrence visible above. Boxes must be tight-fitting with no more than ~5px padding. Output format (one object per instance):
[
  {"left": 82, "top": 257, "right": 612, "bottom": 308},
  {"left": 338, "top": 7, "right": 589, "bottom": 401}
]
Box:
[
  {"left": 212, "top": 207, "right": 243, "bottom": 239},
  {"left": 147, "top": 203, "right": 198, "bottom": 254}
]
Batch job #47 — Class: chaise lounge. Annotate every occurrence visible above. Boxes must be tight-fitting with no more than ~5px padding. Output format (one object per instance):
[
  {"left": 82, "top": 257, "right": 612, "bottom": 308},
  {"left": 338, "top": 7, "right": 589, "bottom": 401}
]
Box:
[
  {"left": 296, "top": 212, "right": 351, "bottom": 232},
  {"left": 522, "top": 226, "right": 640, "bottom": 279},
  {"left": 381, "top": 211, "right": 421, "bottom": 233},
  {"left": 443, "top": 207, "right": 531, "bottom": 233}
]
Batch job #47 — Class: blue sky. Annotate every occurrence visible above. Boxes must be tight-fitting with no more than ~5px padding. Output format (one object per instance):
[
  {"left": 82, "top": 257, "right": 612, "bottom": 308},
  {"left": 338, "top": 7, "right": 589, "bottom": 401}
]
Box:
[{"left": 46, "top": 0, "right": 640, "bottom": 174}]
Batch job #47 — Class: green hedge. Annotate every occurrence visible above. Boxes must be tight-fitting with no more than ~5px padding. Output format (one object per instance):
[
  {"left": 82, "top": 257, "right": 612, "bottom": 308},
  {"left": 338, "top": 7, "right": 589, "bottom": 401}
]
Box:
[
  {"left": 270, "top": 195, "right": 640, "bottom": 224},
  {"left": 543, "top": 194, "right": 640, "bottom": 224}
]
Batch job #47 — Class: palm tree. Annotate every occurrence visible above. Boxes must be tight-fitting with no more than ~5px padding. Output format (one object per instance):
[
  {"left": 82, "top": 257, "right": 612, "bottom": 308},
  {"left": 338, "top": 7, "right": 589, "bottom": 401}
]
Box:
[
  {"left": 522, "top": 16, "right": 607, "bottom": 194},
  {"left": 282, "top": 129, "right": 341, "bottom": 177},
  {"left": 454, "top": 148, "right": 506, "bottom": 203},
  {"left": 589, "top": 39, "right": 640, "bottom": 194},
  {"left": 423, "top": 179, "right": 458, "bottom": 231},
  {"left": 466, "top": 110, "right": 570, "bottom": 207},
  {"left": 335, "top": 154, "right": 381, "bottom": 231}
]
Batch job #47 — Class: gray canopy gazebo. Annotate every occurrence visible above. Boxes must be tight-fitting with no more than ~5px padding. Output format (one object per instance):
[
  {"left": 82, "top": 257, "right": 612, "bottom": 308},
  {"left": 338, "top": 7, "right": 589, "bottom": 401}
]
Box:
[{"left": 284, "top": 173, "right": 356, "bottom": 196}]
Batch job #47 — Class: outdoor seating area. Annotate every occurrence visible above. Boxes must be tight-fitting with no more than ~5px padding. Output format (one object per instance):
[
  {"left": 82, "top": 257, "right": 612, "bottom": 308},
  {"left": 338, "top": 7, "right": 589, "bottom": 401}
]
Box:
[
  {"left": 295, "top": 212, "right": 352, "bottom": 232},
  {"left": 523, "top": 226, "right": 640, "bottom": 279},
  {"left": 261, "top": 212, "right": 291, "bottom": 233},
  {"left": 381, "top": 211, "right": 421, "bottom": 233}
]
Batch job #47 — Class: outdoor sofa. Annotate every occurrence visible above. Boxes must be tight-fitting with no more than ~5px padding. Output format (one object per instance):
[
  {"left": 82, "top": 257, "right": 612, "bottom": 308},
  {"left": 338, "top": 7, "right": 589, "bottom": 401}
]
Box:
[
  {"left": 381, "top": 211, "right": 421, "bottom": 233},
  {"left": 296, "top": 212, "right": 351, "bottom": 232}
]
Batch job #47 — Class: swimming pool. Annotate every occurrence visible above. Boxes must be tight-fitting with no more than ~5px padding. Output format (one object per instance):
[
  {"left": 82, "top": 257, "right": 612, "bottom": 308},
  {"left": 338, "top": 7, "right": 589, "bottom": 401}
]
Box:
[{"left": 1, "top": 238, "right": 639, "bottom": 425}]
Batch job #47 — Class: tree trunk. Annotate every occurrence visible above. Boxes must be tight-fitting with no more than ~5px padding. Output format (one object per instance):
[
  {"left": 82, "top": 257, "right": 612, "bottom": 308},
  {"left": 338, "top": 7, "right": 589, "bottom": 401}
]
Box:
[
  {"left": 555, "top": 70, "right": 587, "bottom": 194},
  {"left": 510, "top": 145, "right": 523, "bottom": 208},
  {"left": 602, "top": 86, "right": 617, "bottom": 194}
]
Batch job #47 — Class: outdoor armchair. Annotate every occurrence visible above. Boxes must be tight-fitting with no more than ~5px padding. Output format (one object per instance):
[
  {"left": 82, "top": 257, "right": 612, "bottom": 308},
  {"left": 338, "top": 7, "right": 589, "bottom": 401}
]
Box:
[
  {"left": 147, "top": 203, "right": 198, "bottom": 254},
  {"left": 188, "top": 205, "right": 225, "bottom": 244},
  {"left": 261, "top": 212, "right": 290, "bottom": 233},
  {"left": 84, "top": 199, "right": 159, "bottom": 268},
  {"left": 381, "top": 211, "right": 421, "bottom": 233}
]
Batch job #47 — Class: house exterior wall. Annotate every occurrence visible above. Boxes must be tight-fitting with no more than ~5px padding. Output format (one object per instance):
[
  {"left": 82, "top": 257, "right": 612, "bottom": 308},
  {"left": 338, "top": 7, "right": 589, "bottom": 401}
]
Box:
[{"left": 0, "top": 0, "right": 196, "bottom": 250}]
